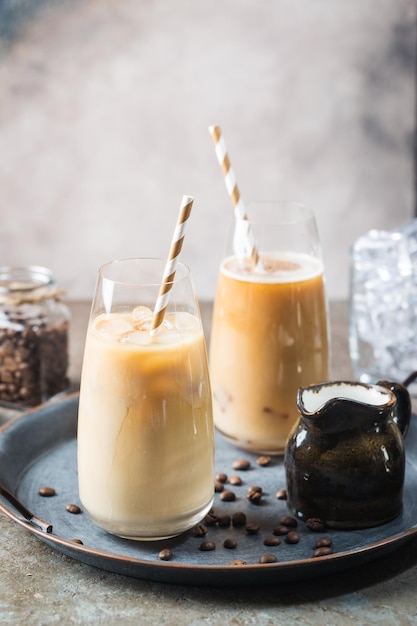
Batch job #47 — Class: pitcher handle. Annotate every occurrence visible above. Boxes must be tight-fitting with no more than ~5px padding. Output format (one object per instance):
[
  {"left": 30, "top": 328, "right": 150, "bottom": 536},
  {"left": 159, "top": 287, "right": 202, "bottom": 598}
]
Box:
[{"left": 378, "top": 379, "right": 412, "bottom": 439}]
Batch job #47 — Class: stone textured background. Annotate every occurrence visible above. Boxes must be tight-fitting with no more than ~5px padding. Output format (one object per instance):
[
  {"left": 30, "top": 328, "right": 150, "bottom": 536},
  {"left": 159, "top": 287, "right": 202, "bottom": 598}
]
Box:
[{"left": 0, "top": 0, "right": 415, "bottom": 301}]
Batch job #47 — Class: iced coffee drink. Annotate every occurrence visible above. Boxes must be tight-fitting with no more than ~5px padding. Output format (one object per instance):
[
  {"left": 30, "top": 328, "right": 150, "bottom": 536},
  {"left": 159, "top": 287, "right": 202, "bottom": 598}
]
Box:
[
  {"left": 77, "top": 259, "right": 214, "bottom": 540},
  {"left": 210, "top": 203, "right": 329, "bottom": 454}
]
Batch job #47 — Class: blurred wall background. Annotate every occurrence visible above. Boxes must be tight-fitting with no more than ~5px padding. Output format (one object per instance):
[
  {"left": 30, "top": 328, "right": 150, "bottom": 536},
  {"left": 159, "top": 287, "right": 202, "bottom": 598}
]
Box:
[{"left": 0, "top": 0, "right": 416, "bottom": 301}]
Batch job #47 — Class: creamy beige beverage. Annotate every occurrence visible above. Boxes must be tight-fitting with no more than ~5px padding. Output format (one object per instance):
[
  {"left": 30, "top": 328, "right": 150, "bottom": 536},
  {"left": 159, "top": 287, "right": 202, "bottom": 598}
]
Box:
[
  {"left": 210, "top": 252, "right": 329, "bottom": 453},
  {"left": 78, "top": 309, "right": 214, "bottom": 540}
]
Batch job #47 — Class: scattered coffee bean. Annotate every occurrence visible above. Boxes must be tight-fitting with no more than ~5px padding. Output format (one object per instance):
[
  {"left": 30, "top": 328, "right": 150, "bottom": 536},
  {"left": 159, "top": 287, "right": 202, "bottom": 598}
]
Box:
[
  {"left": 218, "top": 515, "right": 231, "bottom": 528},
  {"left": 216, "top": 472, "right": 228, "bottom": 483},
  {"left": 276, "top": 488, "right": 288, "bottom": 500},
  {"left": 232, "top": 459, "right": 251, "bottom": 471},
  {"left": 65, "top": 503, "right": 81, "bottom": 514},
  {"left": 71, "top": 538, "right": 83, "bottom": 545},
  {"left": 158, "top": 548, "right": 173, "bottom": 561},
  {"left": 199, "top": 541, "right": 216, "bottom": 551},
  {"left": 232, "top": 511, "right": 247, "bottom": 527},
  {"left": 285, "top": 531, "right": 300, "bottom": 544},
  {"left": 314, "top": 537, "right": 333, "bottom": 548},
  {"left": 313, "top": 546, "right": 333, "bottom": 558},
  {"left": 192, "top": 524, "right": 208, "bottom": 537},
  {"left": 306, "top": 517, "right": 326, "bottom": 532},
  {"left": 264, "top": 535, "right": 281, "bottom": 547},
  {"left": 256, "top": 455, "right": 272, "bottom": 467},
  {"left": 246, "top": 489, "right": 262, "bottom": 505},
  {"left": 259, "top": 553, "right": 277, "bottom": 564},
  {"left": 246, "top": 486, "right": 263, "bottom": 503},
  {"left": 214, "top": 481, "right": 224, "bottom": 493},
  {"left": 245, "top": 523, "right": 261, "bottom": 535},
  {"left": 204, "top": 513, "right": 218, "bottom": 526},
  {"left": 279, "top": 515, "right": 298, "bottom": 528},
  {"left": 229, "top": 475, "right": 242, "bottom": 486},
  {"left": 220, "top": 490, "right": 236, "bottom": 502},
  {"left": 230, "top": 559, "right": 247, "bottom": 566},
  {"left": 223, "top": 538, "right": 237, "bottom": 549},
  {"left": 273, "top": 525, "right": 289, "bottom": 536},
  {"left": 38, "top": 486, "right": 56, "bottom": 497},
  {"left": 247, "top": 485, "right": 263, "bottom": 495}
]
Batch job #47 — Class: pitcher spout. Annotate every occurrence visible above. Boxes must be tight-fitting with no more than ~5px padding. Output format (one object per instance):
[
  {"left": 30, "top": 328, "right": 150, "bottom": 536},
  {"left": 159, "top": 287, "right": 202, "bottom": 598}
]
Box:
[{"left": 297, "top": 380, "right": 397, "bottom": 434}]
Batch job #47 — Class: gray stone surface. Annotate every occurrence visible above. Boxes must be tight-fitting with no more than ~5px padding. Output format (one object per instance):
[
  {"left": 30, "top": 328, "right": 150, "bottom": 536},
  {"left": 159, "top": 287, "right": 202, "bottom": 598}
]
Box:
[{"left": 0, "top": 0, "right": 415, "bottom": 303}]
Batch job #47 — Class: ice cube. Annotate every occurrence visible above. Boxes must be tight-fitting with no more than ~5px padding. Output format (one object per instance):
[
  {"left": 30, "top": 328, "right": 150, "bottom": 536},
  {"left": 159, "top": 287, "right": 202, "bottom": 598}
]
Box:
[
  {"left": 213, "top": 386, "right": 232, "bottom": 413},
  {"left": 351, "top": 230, "right": 412, "bottom": 282},
  {"left": 396, "top": 219, "right": 417, "bottom": 259},
  {"left": 153, "top": 321, "right": 180, "bottom": 343},
  {"left": 395, "top": 220, "right": 417, "bottom": 312},
  {"left": 171, "top": 312, "right": 199, "bottom": 332},
  {"left": 95, "top": 315, "right": 134, "bottom": 338},
  {"left": 132, "top": 306, "right": 153, "bottom": 329},
  {"left": 350, "top": 229, "right": 417, "bottom": 381},
  {"left": 120, "top": 330, "right": 151, "bottom": 345}
]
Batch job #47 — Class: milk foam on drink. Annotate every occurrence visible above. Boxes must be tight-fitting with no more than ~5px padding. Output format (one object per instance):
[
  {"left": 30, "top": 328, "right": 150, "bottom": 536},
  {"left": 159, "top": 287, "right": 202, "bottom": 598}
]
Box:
[
  {"left": 77, "top": 309, "right": 214, "bottom": 540},
  {"left": 210, "top": 251, "right": 329, "bottom": 454}
]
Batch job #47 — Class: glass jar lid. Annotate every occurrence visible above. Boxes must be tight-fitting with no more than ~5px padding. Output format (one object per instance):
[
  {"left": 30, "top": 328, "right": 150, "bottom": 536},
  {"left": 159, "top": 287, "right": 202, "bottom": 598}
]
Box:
[{"left": 0, "top": 266, "right": 54, "bottom": 294}]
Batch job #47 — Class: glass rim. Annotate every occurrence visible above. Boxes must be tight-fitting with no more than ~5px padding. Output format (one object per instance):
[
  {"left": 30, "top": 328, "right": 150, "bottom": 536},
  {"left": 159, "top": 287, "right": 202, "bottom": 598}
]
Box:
[
  {"left": 240, "top": 201, "right": 316, "bottom": 226},
  {"left": 98, "top": 257, "right": 191, "bottom": 287}
]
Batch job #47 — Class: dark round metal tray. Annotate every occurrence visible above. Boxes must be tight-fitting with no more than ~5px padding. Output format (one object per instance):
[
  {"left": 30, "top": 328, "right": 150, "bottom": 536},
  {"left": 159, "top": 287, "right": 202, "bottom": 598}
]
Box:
[{"left": 1, "top": 393, "right": 417, "bottom": 587}]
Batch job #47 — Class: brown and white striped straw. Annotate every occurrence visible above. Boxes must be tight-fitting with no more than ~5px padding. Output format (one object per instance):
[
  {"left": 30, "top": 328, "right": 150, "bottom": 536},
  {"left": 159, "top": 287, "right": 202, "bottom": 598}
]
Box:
[
  {"left": 209, "top": 124, "right": 260, "bottom": 267},
  {"left": 151, "top": 195, "right": 194, "bottom": 333}
]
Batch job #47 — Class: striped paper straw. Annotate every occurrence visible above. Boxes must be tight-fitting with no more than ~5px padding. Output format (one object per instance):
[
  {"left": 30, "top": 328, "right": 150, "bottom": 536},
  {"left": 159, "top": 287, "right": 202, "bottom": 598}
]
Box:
[
  {"left": 151, "top": 195, "right": 194, "bottom": 333},
  {"left": 209, "top": 124, "right": 260, "bottom": 267}
]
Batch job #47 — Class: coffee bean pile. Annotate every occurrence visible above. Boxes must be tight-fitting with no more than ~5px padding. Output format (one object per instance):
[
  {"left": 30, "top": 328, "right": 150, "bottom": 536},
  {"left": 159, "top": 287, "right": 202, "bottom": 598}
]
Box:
[
  {"left": 36, "top": 462, "right": 334, "bottom": 567},
  {"left": 0, "top": 304, "right": 69, "bottom": 406},
  {"left": 156, "top": 457, "right": 335, "bottom": 565}
]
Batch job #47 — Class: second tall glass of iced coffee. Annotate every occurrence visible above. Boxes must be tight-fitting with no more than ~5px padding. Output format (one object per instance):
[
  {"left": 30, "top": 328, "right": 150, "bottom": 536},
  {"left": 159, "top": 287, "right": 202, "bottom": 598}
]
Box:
[{"left": 210, "top": 202, "right": 330, "bottom": 454}]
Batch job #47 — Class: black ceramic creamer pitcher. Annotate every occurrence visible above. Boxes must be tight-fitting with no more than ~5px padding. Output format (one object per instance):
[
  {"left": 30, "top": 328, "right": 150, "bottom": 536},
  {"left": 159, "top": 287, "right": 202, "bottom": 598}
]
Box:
[{"left": 284, "top": 380, "right": 411, "bottom": 529}]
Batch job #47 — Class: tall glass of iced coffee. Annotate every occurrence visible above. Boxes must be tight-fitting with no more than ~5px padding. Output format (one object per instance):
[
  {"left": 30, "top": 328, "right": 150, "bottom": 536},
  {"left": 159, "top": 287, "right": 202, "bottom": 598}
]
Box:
[
  {"left": 77, "top": 258, "right": 214, "bottom": 540},
  {"left": 210, "top": 202, "right": 329, "bottom": 454}
]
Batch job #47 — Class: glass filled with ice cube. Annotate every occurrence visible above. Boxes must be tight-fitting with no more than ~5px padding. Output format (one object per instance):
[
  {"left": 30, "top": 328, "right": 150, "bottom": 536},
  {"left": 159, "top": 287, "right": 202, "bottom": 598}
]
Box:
[
  {"left": 77, "top": 258, "right": 214, "bottom": 540},
  {"left": 349, "top": 229, "right": 417, "bottom": 385}
]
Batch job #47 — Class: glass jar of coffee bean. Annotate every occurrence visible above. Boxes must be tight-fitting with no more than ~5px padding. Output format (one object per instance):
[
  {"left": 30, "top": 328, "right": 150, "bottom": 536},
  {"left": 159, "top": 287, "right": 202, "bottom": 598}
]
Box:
[{"left": 0, "top": 266, "right": 70, "bottom": 407}]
